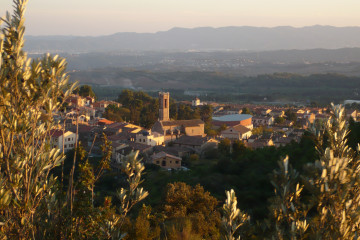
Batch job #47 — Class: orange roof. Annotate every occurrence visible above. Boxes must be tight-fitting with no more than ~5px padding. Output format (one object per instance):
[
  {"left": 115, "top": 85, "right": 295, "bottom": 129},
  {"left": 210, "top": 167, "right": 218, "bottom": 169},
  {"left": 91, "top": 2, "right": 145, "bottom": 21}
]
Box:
[{"left": 98, "top": 119, "right": 114, "bottom": 125}]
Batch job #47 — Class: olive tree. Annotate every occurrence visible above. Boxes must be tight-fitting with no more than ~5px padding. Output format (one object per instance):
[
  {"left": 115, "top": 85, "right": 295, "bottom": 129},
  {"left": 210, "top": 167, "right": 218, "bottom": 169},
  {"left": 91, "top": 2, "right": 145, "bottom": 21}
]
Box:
[{"left": 0, "top": 0, "right": 76, "bottom": 238}]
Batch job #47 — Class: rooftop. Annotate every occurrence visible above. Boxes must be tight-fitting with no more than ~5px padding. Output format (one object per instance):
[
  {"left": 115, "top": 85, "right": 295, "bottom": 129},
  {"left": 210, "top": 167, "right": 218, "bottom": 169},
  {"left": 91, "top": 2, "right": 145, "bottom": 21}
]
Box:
[
  {"left": 173, "top": 135, "right": 212, "bottom": 146},
  {"left": 160, "top": 119, "right": 204, "bottom": 127},
  {"left": 213, "top": 114, "right": 252, "bottom": 122},
  {"left": 151, "top": 151, "right": 181, "bottom": 161}
]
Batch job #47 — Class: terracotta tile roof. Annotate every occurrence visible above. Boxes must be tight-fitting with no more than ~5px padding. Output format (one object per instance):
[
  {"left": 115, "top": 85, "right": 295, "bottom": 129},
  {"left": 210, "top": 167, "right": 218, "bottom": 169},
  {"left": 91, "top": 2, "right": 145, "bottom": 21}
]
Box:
[
  {"left": 126, "top": 142, "right": 152, "bottom": 152},
  {"left": 98, "top": 119, "right": 114, "bottom": 125},
  {"left": 232, "top": 125, "right": 251, "bottom": 134},
  {"left": 108, "top": 134, "right": 128, "bottom": 142},
  {"left": 107, "top": 122, "right": 127, "bottom": 129},
  {"left": 151, "top": 151, "right": 181, "bottom": 161},
  {"left": 152, "top": 145, "right": 193, "bottom": 157},
  {"left": 160, "top": 119, "right": 204, "bottom": 127},
  {"left": 246, "top": 139, "right": 273, "bottom": 149},
  {"left": 173, "top": 135, "right": 209, "bottom": 146},
  {"left": 49, "top": 129, "right": 64, "bottom": 138}
]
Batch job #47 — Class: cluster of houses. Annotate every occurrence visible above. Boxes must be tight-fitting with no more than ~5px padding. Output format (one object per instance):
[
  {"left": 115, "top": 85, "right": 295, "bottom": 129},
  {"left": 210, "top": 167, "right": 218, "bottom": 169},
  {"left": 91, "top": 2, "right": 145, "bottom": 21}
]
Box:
[
  {"left": 51, "top": 93, "right": 219, "bottom": 171},
  {"left": 50, "top": 91, "right": 360, "bottom": 171},
  {"left": 212, "top": 103, "right": 360, "bottom": 149}
]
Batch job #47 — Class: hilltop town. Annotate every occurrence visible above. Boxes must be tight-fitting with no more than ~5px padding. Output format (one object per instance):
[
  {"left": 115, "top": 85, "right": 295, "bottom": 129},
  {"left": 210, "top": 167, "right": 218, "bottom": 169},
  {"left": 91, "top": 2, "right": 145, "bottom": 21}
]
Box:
[{"left": 54, "top": 87, "right": 360, "bottom": 172}]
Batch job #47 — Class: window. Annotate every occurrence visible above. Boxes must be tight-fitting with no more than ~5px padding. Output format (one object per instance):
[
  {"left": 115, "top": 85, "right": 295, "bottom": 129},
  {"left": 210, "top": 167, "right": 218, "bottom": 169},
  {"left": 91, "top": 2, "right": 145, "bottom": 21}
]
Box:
[
  {"left": 164, "top": 99, "right": 168, "bottom": 108},
  {"left": 64, "top": 144, "right": 67, "bottom": 148},
  {"left": 143, "top": 139, "right": 145, "bottom": 142},
  {"left": 176, "top": 161, "right": 179, "bottom": 164},
  {"left": 170, "top": 161, "right": 172, "bottom": 163},
  {"left": 68, "top": 138, "right": 70, "bottom": 141},
  {"left": 162, "top": 160, "right": 166, "bottom": 166}
]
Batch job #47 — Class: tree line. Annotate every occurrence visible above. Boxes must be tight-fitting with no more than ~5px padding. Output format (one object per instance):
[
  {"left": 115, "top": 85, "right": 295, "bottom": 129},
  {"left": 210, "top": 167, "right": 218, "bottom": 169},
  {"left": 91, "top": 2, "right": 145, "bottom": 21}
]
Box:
[{"left": 102, "top": 89, "right": 213, "bottom": 131}]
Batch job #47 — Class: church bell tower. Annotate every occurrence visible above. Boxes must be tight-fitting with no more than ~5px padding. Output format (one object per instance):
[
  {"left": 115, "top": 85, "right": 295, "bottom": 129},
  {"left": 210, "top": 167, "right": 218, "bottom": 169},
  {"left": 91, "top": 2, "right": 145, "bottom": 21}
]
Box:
[{"left": 159, "top": 92, "right": 170, "bottom": 121}]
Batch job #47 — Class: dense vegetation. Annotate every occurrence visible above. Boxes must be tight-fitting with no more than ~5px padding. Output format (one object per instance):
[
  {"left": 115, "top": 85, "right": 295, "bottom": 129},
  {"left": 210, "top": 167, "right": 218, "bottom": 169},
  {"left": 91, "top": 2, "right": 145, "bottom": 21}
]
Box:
[
  {"left": 75, "top": 70, "right": 360, "bottom": 105},
  {"left": 103, "top": 89, "right": 213, "bottom": 131}
]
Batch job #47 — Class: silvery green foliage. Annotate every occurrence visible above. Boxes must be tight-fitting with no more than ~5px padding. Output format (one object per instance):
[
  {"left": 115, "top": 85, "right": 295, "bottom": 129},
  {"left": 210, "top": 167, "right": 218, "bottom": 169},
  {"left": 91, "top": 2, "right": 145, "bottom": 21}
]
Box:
[
  {"left": 269, "top": 156, "right": 308, "bottom": 240},
  {"left": 0, "top": 0, "right": 76, "bottom": 237},
  {"left": 306, "top": 104, "right": 360, "bottom": 239},
  {"left": 222, "top": 189, "right": 250, "bottom": 240},
  {"left": 106, "top": 151, "right": 148, "bottom": 239}
]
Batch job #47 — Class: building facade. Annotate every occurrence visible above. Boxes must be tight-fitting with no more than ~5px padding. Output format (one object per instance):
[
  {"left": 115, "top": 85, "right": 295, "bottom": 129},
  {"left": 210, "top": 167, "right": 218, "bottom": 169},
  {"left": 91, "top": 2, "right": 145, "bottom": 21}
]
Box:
[
  {"left": 151, "top": 151, "right": 182, "bottom": 170},
  {"left": 50, "top": 130, "right": 77, "bottom": 153},
  {"left": 136, "top": 130, "right": 164, "bottom": 146}
]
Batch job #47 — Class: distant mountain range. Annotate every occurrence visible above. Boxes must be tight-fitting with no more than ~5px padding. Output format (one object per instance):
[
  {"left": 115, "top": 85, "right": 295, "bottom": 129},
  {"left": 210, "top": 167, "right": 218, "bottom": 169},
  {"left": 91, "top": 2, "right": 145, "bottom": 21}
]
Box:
[{"left": 24, "top": 26, "right": 360, "bottom": 53}]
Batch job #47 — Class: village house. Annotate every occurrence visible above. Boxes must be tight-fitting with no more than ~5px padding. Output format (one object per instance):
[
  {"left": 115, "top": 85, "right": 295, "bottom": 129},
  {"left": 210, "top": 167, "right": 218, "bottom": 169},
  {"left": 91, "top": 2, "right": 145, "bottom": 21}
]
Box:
[
  {"left": 67, "top": 123, "right": 96, "bottom": 147},
  {"left": 152, "top": 145, "right": 194, "bottom": 158},
  {"left": 50, "top": 129, "right": 77, "bottom": 153},
  {"left": 152, "top": 119, "right": 205, "bottom": 142},
  {"left": 112, "top": 142, "right": 152, "bottom": 167},
  {"left": 172, "top": 135, "right": 219, "bottom": 154},
  {"left": 66, "top": 95, "right": 86, "bottom": 108},
  {"left": 246, "top": 138, "right": 274, "bottom": 149},
  {"left": 103, "top": 122, "right": 142, "bottom": 142},
  {"left": 79, "top": 106, "right": 96, "bottom": 121},
  {"left": 92, "top": 100, "right": 122, "bottom": 113},
  {"left": 252, "top": 116, "right": 274, "bottom": 127},
  {"left": 136, "top": 130, "right": 164, "bottom": 146},
  {"left": 220, "top": 124, "right": 252, "bottom": 141},
  {"left": 150, "top": 151, "right": 182, "bottom": 170},
  {"left": 111, "top": 142, "right": 128, "bottom": 163}
]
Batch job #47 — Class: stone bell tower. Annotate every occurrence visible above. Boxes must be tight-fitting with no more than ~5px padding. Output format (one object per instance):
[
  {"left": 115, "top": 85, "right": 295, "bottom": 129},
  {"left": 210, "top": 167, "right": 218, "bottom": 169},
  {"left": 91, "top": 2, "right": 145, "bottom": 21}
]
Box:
[{"left": 159, "top": 92, "right": 170, "bottom": 121}]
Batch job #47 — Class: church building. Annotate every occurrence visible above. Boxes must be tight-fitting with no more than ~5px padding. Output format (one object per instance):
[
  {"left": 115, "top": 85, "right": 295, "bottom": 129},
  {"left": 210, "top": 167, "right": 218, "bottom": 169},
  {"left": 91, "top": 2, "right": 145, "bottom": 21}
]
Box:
[{"left": 152, "top": 92, "right": 205, "bottom": 143}]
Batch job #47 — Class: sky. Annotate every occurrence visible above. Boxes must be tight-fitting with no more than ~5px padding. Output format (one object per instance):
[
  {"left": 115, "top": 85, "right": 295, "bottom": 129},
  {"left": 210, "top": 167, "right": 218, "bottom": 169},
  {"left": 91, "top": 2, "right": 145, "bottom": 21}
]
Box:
[{"left": 0, "top": 0, "right": 359, "bottom": 36}]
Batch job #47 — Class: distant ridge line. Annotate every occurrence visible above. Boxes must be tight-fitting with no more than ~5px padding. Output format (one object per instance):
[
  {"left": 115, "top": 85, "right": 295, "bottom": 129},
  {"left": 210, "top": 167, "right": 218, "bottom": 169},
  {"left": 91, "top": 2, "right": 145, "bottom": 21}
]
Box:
[{"left": 24, "top": 25, "right": 360, "bottom": 53}]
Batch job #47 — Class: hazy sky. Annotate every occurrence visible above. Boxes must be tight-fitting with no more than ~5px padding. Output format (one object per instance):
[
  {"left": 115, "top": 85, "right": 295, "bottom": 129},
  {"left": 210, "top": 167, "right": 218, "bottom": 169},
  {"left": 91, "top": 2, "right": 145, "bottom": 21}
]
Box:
[{"left": 1, "top": 0, "right": 359, "bottom": 36}]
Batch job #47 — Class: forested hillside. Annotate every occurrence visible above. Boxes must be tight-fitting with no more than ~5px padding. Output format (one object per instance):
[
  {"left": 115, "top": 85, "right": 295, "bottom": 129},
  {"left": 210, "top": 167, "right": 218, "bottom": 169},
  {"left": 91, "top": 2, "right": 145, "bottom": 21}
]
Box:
[{"left": 72, "top": 70, "right": 360, "bottom": 104}]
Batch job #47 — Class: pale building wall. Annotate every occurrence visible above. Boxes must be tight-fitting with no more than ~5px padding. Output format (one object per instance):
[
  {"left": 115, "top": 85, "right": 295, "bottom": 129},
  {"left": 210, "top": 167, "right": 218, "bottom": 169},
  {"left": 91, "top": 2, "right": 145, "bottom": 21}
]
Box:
[
  {"left": 184, "top": 125, "right": 205, "bottom": 136},
  {"left": 152, "top": 156, "right": 181, "bottom": 169},
  {"left": 52, "top": 131, "right": 77, "bottom": 153},
  {"left": 136, "top": 133, "right": 164, "bottom": 146}
]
